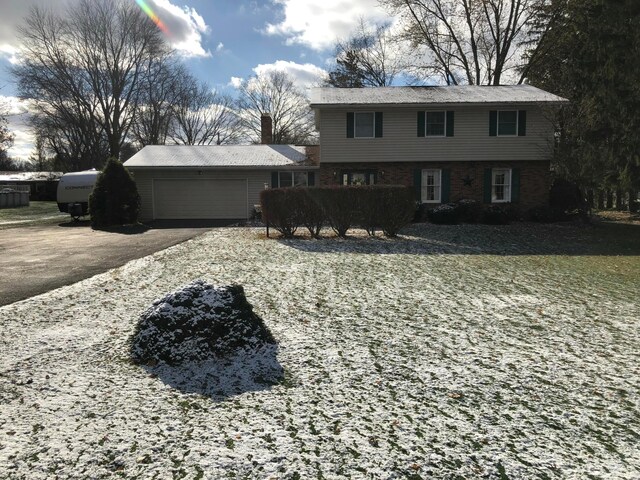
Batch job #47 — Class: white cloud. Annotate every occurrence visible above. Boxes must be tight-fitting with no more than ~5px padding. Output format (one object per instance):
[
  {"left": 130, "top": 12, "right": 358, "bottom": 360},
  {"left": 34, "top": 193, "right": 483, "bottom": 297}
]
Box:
[
  {"left": 1, "top": 96, "right": 34, "bottom": 159},
  {"left": 229, "top": 77, "right": 244, "bottom": 89},
  {"left": 265, "top": 0, "right": 392, "bottom": 51},
  {"left": 252, "top": 61, "right": 327, "bottom": 90},
  {"left": 147, "top": 0, "right": 211, "bottom": 57},
  {"left": 216, "top": 42, "right": 225, "bottom": 53},
  {"left": 0, "top": 44, "right": 19, "bottom": 65},
  {"left": 0, "top": 0, "right": 212, "bottom": 59}
]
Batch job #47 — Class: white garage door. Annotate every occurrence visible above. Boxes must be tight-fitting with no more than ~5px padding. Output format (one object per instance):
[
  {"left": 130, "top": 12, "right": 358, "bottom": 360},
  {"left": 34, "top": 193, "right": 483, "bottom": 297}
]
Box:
[{"left": 153, "top": 179, "right": 248, "bottom": 219}]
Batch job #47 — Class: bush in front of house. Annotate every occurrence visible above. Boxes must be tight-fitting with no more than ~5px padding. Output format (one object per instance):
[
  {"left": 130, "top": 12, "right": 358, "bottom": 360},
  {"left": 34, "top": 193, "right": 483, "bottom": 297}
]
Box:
[
  {"left": 550, "top": 178, "right": 588, "bottom": 213},
  {"left": 527, "top": 205, "right": 568, "bottom": 223},
  {"left": 481, "top": 204, "right": 512, "bottom": 224},
  {"left": 298, "top": 189, "right": 325, "bottom": 238},
  {"left": 374, "top": 186, "right": 417, "bottom": 237},
  {"left": 260, "top": 187, "right": 299, "bottom": 238},
  {"left": 316, "top": 186, "right": 360, "bottom": 237},
  {"left": 356, "top": 186, "right": 379, "bottom": 236},
  {"left": 456, "top": 199, "right": 483, "bottom": 223},
  {"left": 260, "top": 186, "right": 415, "bottom": 238},
  {"left": 89, "top": 157, "right": 140, "bottom": 229},
  {"left": 427, "top": 203, "right": 461, "bottom": 224}
]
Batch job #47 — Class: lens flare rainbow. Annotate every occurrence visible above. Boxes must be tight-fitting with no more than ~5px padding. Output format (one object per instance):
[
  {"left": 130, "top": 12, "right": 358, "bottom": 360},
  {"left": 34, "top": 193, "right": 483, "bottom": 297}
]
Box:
[{"left": 135, "top": 0, "right": 170, "bottom": 36}]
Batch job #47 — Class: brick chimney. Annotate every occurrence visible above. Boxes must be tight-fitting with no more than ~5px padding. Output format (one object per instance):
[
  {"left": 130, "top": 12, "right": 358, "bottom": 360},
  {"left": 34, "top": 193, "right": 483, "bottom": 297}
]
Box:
[{"left": 260, "top": 113, "right": 273, "bottom": 144}]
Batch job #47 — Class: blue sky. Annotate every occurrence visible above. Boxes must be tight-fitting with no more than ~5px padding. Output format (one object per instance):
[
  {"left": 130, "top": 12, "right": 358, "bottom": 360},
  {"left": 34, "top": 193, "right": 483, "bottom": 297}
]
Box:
[{"left": 0, "top": 0, "right": 394, "bottom": 158}]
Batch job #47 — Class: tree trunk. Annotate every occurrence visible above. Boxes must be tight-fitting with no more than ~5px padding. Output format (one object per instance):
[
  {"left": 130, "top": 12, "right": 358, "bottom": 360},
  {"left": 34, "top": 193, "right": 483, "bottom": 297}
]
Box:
[
  {"left": 597, "top": 190, "right": 605, "bottom": 209},
  {"left": 629, "top": 189, "right": 639, "bottom": 213},
  {"left": 615, "top": 189, "right": 625, "bottom": 211},
  {"left": 606, "top": 190, "right": 613, "bottom": 209},
  {"left": 587, "top": 189, "right": 594, "bottom": 209}
]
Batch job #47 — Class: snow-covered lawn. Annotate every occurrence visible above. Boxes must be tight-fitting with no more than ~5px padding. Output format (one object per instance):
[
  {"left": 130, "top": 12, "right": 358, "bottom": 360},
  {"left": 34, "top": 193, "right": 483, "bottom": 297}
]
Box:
[{"left": 1, "top": 223, "right": 638, "bottom": 479}]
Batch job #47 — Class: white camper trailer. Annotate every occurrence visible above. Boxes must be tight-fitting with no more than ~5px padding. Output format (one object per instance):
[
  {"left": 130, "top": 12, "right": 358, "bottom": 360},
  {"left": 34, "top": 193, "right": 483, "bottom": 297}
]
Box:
[{"left": 57, "top": 169, "right": 99, "bottom": 218}]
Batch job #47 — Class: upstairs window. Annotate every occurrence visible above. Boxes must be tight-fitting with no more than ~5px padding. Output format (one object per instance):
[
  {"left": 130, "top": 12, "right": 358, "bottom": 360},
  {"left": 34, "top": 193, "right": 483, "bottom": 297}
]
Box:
[
  {"left": 490, "top": 110, "right": 526, "bottom": 136},
  {"left": 347, "top": 112, "right": 383, "bottom": 138},
  {"left": 498, "top": 111, "right": 518, "bottom": 136},
  {"left": 355, "top": 112, "right": 375, "bottom": 138},
  {"left": 418, "top": 111, "right": 454, "bottom": 137},
  {"left": 426, "top": 112, "right": 446, "bottom": 136}
]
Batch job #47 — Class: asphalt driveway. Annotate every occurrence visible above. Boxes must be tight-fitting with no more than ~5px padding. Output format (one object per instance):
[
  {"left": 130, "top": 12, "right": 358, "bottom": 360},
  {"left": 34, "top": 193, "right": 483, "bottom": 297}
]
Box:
[{"left": 0, "top": 221, "right": 213, "bottom": 306}]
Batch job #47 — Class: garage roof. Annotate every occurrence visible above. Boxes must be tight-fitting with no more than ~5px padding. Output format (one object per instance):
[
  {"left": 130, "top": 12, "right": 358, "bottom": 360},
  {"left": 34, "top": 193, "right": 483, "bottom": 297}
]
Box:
[
  {"left": 124, "top": 145, "right": 314, "bottom": 169},
  {"left": 310, "top": 85, "right": 568, "bottom": 107}
]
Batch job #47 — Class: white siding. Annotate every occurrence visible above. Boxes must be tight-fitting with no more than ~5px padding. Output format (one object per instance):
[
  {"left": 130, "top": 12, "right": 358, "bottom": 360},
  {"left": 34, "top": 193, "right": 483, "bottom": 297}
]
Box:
[
  {"left": 130, "top": 169, "right": 271, "bottom": 221},
  {"left": 318, "top": 106, "right": 555, "bottom": 164}
]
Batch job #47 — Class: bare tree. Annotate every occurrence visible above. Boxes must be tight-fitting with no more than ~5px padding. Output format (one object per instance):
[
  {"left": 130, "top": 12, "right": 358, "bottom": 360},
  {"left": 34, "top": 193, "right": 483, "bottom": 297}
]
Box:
[
  {"left": 27, "top": 132, "right": 53, "bottom": 171},
  {"left": 383, "top": 0, "right": 543, "bottom": 85},
  {"left": 131, "top": 60, "right": 187, "bottom": 147},
  {"left": 327, "top": 19, "right": 403, "bottom": 87},
  {"left": 170, "top": 79, "right": 242, "bottom": 146},
  {"left": 237, "top": 71, "right": 315, "bottom": 144},
  {"left": 12, "top": 0, "right": 171, "bottom": 165},
  {"left": 0, "top": 99, "right": 13, "bottom": 165}
]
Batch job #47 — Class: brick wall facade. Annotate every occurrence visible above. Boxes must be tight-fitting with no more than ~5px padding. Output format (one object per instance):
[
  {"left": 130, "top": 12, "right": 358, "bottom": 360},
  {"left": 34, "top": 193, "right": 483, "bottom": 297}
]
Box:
[{"left": 318, "top": 161, "right": 550, "bottom": 210}]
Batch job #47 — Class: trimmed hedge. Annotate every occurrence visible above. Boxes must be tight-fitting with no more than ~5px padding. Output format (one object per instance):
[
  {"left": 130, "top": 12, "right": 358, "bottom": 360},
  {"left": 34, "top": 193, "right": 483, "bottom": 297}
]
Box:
[
  {"left": 259, "top": 188, "right": 299, "bottom": 237},
  {"left": 260, "top": 186, "right": 415, "bottom": 238}
]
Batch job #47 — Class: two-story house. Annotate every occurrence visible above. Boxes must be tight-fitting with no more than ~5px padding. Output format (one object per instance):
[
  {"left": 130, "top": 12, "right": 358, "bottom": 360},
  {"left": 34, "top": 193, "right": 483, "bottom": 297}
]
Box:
[
  {"left": 125, "top": 85, "right": 566, "bottom": 222},
  {"left": 309, "top": 85, "right": 567, "bottom": 211}
]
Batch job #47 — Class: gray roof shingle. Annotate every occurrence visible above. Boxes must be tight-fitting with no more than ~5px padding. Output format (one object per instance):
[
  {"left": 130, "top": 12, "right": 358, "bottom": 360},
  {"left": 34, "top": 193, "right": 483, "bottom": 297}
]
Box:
[
  {"left": 310, "top": 85, "right": 568, "bottom": 107},
  {"left": 124, "top": 145, "right": 314, "bottom": 169}
]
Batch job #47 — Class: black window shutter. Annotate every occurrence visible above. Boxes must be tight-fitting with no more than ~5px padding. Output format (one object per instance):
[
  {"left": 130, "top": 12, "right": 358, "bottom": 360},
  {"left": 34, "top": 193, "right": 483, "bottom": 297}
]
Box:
[
  {"left": 308, "top": 171, "right": 315, "bottom": 187},
  {"left": 375, "top": 112, "right": 383, "bottom": 137},
  {"left": 489, "top": 111, "right": 497, "bottom": 136},
  {"left": 511, "top": 168, "right": 520, "bottom": 202},
  {"left": 441, "top": 169, "right": 451, "bottom": 202},
  {"left": 346, "top": 112, "right": 354, "bottom": 138},
  {"left": 483, "top": 168, "right": 492, "bottom": 203},
  {"left": 414, "top": 169, "right": 422, "bottom": 202},
  {"left": 417, "top": 111, "right": 425, "bottom": 137},
  {"left": 518, "top": 110, "right": 527, "bottom": 136},
  {"left": 271, "top": 172, "right": 279, "bottom": 188},
  {"left": 446, "top": 111, "right": 454, "bottom": 137}
]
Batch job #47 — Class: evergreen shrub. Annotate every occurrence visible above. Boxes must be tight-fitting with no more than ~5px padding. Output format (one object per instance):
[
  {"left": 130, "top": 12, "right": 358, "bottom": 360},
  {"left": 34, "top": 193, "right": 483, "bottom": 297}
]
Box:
[{"left": 89, "top": 157, "right": 140, "bottom": 229}]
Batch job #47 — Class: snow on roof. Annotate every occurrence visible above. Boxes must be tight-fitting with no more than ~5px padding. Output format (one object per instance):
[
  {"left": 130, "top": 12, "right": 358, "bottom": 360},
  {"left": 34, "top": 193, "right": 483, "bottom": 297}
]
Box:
[
  {"left": 124, "top": 145, "right": 314, "bottom": 169},
  {"left": 310, "top": 85, "right": 568, "bottom": 107},
  {"left": 0, "top": 171, "right": 63, "bottom": 182}
]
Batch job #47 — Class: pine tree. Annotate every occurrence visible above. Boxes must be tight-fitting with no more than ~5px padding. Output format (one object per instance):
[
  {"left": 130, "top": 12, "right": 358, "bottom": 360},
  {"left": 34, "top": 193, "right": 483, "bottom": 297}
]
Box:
[{"left": 89, "top": 157, "right": 140, "bottom": 228}]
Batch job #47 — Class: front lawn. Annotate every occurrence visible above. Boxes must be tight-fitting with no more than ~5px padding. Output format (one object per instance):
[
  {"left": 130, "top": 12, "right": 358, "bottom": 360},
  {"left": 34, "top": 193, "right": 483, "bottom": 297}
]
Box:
[
  {"left": 0, "top": 201, "right": 67, "bottom": 228},
  {"left": 0, "top": 222, "right": 638, "bottom": 479}
]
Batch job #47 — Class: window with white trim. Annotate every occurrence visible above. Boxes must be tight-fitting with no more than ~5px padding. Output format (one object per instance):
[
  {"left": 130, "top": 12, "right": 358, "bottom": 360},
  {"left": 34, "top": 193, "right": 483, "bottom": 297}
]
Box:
[
  {"left": 279, "top": 171, "right": 308, "bottom": 187},
  {"left": 354, "top": 112, "right": 375, "bottom": 138},
  {"left": 497, "top": 111, "right": 518, "bottom": 136},
  {"left": 426, "top": 111, "right": 446, "bottom": 136},
  {"left": 341, "top": 171, "right": 376, "bottom": 185},
  {"left": 421, "top": 169, "right": 441, "bottom": 203},
  {"left": 492, "top": 168, "right": 512, "bottom": 202}
]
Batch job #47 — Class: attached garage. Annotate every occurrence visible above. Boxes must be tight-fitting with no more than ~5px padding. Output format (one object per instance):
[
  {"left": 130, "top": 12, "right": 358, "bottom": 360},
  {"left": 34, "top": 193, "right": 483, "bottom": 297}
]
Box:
[
  {"left": 153, "top": 178, "right": 247, "bottom": 220},
  {"left": 124, "top": 145, "right": 318, "bottom": 222}
]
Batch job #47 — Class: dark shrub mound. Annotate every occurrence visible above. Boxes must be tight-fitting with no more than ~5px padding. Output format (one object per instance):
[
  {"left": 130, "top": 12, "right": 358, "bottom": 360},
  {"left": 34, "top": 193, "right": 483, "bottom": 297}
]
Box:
[
  {"left": 130, "top": 280, "right": 276, "bottom": 365},
  {"left": 456, "top": 199, "right": 483, "bottom": 223},
  {"left": 550, "top": 178, "right": 587, "bottom": 213},
  {"left": 427, "top": 203, "right": 460, "bottom": 224},
  {"left": 527, "top": 205, "right": 568, "bottom": 223},
  {"left": 482, "top": 205, "right": 511, "bottom": 225}
]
